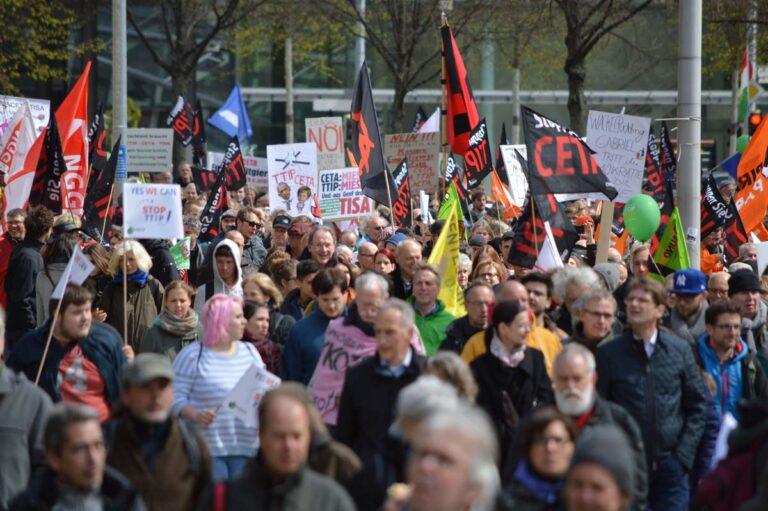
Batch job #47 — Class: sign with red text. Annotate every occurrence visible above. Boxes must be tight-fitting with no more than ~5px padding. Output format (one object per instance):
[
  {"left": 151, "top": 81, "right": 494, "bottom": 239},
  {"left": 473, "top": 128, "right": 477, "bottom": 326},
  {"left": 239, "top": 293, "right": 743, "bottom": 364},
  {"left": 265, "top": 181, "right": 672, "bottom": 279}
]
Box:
[
  {"left": 318, "top": 167, "right": 373, "bottom": 221},
  {"left": 122, "top": 183, "right": 184, "bottom": 239},
  {"left": 305, "top": 116, "right": 345, "bottom": 171},
  {"left": 125, "top": 128, "right": 173, "bottom": 173},
  {"left": 266, "top": 142, "right": 319, "bottom": 218},
  {"left": 0, "top": 95, "right": 49, "bottom": 138},
  {"left": 384, "top": 131, "right": 440, "bottom": 194}
]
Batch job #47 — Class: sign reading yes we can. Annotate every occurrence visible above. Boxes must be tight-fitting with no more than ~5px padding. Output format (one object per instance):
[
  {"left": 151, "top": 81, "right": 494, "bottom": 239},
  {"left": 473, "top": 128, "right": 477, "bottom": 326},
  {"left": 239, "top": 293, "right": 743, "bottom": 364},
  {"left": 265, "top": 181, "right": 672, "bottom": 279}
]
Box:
[{"left": 123, "top": 183, "right": 183, "bottom": 239}]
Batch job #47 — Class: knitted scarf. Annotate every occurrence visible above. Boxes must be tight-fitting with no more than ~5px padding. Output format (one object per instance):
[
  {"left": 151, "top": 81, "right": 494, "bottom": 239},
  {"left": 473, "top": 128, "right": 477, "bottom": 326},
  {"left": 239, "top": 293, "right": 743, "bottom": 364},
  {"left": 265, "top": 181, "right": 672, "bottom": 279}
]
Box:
[
  {"left": 155, "top": 308, "right": 199, "bottom": 338},
  {"left": 113, "top": 270, "right": 149, "bottom": 286}
]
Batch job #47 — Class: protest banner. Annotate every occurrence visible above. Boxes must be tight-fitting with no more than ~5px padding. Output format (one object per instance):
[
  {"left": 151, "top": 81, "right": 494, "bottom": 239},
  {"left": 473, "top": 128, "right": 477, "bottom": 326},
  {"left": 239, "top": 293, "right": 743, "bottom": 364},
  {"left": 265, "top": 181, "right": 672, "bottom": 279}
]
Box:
[
  {"left": 222, "top": 364, "right": 281, "bottom": 428},
  {"left": 36, "top": 245, "right": 95, "bottom": 384},
  {"left": 208, "top": 151, "right": 268, "bottom": 190},
  {"left": 266, "top": 142, "right": 319, "bottom": 218},
  {"left": 384, "top": 131, "right": 440, "bottom": 194},
  {"left": 318, "top": 167, "right": 374, "bottom": 221},
  {"left": 305, "top": 117, "right": 345, "bottom": 171},
  {"left": 122, "top": 183, "right": 184, "bottom": 239},
  {"left": 0, "top": 95, "right": 50, "bottom": 137},
  {"left": 585, "top": 110, "right": 651, "bottom": 203},
  {"left": 170, "top": 237, "right": 191, "bottom": 270},
  {"left": 125, "top": 128, "right": 173, "bottom": 173}
]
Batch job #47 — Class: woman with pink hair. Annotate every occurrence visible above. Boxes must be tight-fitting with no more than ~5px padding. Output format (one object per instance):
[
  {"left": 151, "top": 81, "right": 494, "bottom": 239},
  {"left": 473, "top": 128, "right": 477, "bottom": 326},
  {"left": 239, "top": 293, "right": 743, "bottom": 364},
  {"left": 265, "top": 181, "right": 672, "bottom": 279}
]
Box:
[{"left": 172, "top": 294, "right": 263, "bottom": 481}]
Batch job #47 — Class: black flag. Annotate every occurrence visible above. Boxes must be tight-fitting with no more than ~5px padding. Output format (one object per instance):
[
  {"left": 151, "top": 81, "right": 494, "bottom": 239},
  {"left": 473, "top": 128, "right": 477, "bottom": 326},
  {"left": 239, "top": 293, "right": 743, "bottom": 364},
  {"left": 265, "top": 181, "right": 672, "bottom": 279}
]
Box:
[
  {"left": 198, "top": 170, "right": 228, "bottom": 242},
  {"left": 192, "top": 166, "right": 219, "bottom": 192},
  {"left": 220, "top": 137, "right": 247, "bottom": 190},
  {"left": 29, "top": 115, "right": 66, "bottom": 214},
  {"left": 521, "top": 106, "right": 618, "bottom": 200},
  {"left": 642, "top": 132, "right": 665, "bottom": 203},
  {"left": 659, "top": 121, "right": 677, "bottom": 194},
  {"left": 83, "top": 136, "right": 120, "bottom": 237},
  {"left": 411, "top": 107, "right": 428, "bottom": 133},
  {"left": 465, "top": 118, "right": 493, "bottom": 189},
  {"left": 701, "top": 174, "right": 735, "bottom": 239},
  {"left": 87, "top": 104, "right": 110, "bottom": 192},
  {"left": 495, "top": 122, "right": 510, "bottom": 186},
  {"left": 167, "top": 96, "right": 194, "bottom": 146},
  {"left": 192, "top": 100, "right": 207, "bottom": 168},
  {"left": 392, "top": 158, "right": 412, "bottom": 228}
]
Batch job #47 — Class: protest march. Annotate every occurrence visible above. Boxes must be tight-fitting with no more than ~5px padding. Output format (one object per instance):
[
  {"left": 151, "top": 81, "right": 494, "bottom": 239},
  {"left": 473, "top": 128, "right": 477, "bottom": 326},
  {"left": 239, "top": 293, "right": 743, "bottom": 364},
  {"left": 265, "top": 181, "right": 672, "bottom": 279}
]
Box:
[{"left": 2, "top": 2, "right": 768, "bottom": 511}]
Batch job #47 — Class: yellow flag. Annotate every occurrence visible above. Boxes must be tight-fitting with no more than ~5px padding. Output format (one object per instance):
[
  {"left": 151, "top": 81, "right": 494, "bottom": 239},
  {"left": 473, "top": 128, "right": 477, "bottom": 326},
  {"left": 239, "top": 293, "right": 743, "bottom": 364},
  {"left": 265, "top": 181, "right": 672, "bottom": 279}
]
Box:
[{"left": 428, "top": 194, "right": 466, "bottom": 317}]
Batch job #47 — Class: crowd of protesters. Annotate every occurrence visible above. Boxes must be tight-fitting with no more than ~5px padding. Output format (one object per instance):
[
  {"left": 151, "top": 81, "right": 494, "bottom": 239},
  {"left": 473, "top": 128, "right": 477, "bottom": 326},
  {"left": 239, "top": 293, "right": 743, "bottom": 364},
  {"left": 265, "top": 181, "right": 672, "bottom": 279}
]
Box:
[{"left": 1, "top": 171, "right": 768, "bottom": 511}]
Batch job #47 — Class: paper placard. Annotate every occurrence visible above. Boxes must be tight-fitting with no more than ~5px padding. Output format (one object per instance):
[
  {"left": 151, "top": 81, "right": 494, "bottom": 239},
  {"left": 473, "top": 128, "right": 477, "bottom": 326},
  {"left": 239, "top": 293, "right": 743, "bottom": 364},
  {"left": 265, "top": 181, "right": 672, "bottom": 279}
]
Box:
[
  {"left": 123, "top": 183, "right": 184, "bottom": 239},
  {"left": 51, "top": 245, "right": 95, "bottom": 300},
  {"left": 266, "top": 142, "right": 319, "bottom": 218},
  {"left": 305, "top": 117, "right": 345, "bottom": 171},
  {"left": 125, "top": 128, "right": 174, "bottom": 173},
  {"left": 170, "top": 237, "right": 191, "bottom": 270},
  {"left": 499, "top": 144, "right": 529, "bottom": 208},
  {"left": 222, "top": 364, "right": 281, "bottom": 428},
  {"left": 318, "top": 167, "right": 374, "bottom": 221},
  {"left": 384, "top": 132, "right": 440, "bottom": 194},
  {"left": 0, "top": 95, "right": 49, "bottom": 137},
  {"left": 585, "top": 110, "right": 651, "bottom": 203}
]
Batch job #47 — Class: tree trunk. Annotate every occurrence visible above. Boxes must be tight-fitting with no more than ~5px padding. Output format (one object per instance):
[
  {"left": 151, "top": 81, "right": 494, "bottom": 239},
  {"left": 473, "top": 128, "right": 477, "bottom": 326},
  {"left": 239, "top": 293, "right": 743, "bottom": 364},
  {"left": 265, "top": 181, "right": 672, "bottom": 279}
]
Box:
[
  {"left": 564, "top": 56, "right": 587, "bottom": 135},
  {"left": 392, "top": 81, "right": 407, "bottom": 133}
]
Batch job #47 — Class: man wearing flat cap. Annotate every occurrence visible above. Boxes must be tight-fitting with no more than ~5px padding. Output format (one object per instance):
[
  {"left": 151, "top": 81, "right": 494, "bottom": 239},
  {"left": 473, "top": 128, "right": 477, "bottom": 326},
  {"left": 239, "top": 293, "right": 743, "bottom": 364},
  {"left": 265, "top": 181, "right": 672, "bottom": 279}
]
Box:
[{"left": 104, "top": 353, "right": 211, "bottom": 511}]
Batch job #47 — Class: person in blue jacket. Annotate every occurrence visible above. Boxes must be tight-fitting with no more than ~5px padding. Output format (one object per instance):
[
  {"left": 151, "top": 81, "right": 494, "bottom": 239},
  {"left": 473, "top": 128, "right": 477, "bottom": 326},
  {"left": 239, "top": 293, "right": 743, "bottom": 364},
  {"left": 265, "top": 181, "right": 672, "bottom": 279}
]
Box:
[{"left": 282, "top": 268, "right": 347, "bottom": 384}]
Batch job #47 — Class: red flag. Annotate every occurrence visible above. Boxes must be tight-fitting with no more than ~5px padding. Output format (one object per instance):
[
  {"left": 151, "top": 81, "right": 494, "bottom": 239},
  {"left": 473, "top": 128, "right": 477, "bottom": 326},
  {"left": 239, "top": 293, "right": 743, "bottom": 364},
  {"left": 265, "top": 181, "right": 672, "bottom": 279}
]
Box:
[
  {"left": 441, "top": 24, "right": 479, "bottom": 156},
  {"left": 56, "top": 61, "right": 91, "bottom": 215}
]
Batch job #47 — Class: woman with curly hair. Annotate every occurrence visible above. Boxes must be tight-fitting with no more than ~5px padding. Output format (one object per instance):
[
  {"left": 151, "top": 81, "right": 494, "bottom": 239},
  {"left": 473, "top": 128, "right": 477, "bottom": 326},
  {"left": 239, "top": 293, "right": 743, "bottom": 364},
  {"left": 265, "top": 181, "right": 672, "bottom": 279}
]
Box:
[{"left": 242, "top": 272, "right": 295, "bottom": 346}]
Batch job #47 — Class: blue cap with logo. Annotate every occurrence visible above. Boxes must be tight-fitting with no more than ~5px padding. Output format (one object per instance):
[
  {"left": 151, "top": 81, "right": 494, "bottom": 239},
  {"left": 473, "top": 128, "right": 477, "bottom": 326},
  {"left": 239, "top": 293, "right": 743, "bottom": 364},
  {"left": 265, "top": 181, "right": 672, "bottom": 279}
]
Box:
[{"left": 672, "top": 269, "right": 706, "bottom": 295}]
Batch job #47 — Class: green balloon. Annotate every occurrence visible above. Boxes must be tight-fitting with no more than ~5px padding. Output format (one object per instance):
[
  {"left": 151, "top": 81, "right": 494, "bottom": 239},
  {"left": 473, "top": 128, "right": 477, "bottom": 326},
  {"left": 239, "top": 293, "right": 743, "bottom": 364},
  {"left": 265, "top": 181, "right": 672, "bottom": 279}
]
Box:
[
  {"left": 737, "top": 134, "right": 750, "bottom": 154},
  {"left": 623, "top": 194, "right": 661, "bottom": 242}
]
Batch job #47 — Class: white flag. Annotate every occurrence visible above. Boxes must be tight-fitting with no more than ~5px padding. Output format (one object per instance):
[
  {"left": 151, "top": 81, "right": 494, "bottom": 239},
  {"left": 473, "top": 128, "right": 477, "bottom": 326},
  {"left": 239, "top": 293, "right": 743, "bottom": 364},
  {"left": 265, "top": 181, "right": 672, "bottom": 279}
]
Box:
[
  {"left": 222, "top": 364, "right": 281, "bottom": 428},
  {"left": 534, "top": 222, "right": 564, "bottom": 272},
  {"left": 418, "top": 108, "right": 440, "bottom": 133},
  {"left": 0, "top": 102, "right": 38, "bottom": 217},
  {"left": 51, "top": 245, "right": 95, "bottom": 300}
]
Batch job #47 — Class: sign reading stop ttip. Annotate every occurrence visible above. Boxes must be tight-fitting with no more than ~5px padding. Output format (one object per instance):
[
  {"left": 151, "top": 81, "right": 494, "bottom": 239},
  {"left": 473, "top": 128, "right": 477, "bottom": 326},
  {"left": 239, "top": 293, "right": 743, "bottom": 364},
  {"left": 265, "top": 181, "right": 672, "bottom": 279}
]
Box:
[{"left": 122, "top": 182, "right": 184, "bottom": 240}]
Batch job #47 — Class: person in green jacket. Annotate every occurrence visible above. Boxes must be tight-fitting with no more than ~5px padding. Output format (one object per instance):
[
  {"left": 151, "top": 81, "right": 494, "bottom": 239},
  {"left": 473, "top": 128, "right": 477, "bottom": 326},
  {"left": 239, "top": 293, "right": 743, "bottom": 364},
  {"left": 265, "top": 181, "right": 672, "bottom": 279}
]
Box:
[{"left": 409, "top": 263, "right": 455, "bottom": 355}]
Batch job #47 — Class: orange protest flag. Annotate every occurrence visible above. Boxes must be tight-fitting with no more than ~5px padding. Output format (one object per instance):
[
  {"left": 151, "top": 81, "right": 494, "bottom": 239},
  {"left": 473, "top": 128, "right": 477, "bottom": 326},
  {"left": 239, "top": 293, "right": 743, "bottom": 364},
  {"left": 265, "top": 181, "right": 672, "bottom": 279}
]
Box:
[{"left": 735, "top": 114, "right": 768, "bottom": 234}]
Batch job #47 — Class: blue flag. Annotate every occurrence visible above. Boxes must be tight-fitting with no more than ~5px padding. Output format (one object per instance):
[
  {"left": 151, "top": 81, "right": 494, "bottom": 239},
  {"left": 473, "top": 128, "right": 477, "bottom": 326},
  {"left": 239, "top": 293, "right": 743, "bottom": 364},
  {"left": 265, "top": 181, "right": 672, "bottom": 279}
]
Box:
[{"left": 208, "top": 85, "right": 253, "bottom": 143}]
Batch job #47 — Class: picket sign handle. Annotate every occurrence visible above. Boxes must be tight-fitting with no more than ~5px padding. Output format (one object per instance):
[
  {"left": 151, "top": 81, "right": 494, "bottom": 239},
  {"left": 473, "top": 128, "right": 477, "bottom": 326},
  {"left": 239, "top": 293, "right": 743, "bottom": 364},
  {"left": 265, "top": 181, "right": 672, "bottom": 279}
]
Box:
[
  {"left": 100, "top": 184, "right": 116, "bottom": 242},
  {"left": 595, "top": 201, "right": 615, "bottom": 264},
  {"left": 34, "top": 298, "right": 64, "bottom": 385},
  {"left": 122, "top": 245, "right": 128, "bottom": 346}
]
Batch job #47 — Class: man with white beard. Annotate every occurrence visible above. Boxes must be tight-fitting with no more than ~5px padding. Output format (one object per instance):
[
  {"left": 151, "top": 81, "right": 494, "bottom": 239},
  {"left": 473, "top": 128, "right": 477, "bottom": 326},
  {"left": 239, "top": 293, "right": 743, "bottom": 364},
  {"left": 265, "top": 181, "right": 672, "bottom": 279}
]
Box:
[{"left": 552, "top": 344, "right": 648, "bottom": 510}]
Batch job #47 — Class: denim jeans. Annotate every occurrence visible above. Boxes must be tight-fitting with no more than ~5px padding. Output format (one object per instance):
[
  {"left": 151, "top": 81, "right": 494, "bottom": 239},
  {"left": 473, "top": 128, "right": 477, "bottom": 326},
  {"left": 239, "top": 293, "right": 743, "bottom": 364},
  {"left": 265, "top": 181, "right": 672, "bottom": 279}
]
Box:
[
  {"left": 212, "top": 455, "right": 250, "bottom": 481},
  {"left": 648, "top": 454, "right": 689, "bottom": 510}
]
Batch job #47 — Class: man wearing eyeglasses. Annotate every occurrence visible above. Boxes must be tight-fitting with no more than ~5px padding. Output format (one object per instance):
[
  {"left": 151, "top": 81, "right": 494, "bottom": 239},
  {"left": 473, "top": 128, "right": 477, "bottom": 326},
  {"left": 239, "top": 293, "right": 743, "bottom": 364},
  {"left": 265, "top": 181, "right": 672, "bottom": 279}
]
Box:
[
  {"left": 597, "top": 276, "right": 707, "bottom": 510},
  {"left": 666, "top": 269, "right": 708, "bottom": 345},
  {"left": 236, "top": 207, "right": 267, "bottom": 272},
  {"left": 566, "top": 288, "right": 617, "bottom": 356},
  {"left": 695, "top": 300, "right": 768, "bottom": 423},
  {"left": 363, "top": 214, "right": 389, "bottom": 246},
  {"left": 706, "top": 272, "right": 730, "bottom": 304},
  {"left": 356, "top": 242, "right": 378, "bottom": 272}
]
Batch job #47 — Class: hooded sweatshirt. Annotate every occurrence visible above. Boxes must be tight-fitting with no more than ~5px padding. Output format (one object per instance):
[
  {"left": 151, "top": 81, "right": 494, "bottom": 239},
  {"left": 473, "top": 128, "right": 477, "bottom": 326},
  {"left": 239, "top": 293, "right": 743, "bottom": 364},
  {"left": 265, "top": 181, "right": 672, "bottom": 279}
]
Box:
[
  {"left": 194, "top": 238, "right": 243, "bottom": 313},
  {"left": 696, "top": 335, "right": 748, "bottom": 420}
]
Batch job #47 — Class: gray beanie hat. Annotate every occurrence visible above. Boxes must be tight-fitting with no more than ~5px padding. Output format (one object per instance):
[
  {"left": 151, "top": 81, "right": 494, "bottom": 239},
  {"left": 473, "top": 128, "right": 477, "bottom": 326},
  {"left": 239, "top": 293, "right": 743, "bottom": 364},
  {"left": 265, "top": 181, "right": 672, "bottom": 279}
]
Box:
[
  {"left": 593, "top": 263, "right": 620, "bottom": 292},
  {"left": 569, "top": 425, "right": 634, "bottom": 497}
]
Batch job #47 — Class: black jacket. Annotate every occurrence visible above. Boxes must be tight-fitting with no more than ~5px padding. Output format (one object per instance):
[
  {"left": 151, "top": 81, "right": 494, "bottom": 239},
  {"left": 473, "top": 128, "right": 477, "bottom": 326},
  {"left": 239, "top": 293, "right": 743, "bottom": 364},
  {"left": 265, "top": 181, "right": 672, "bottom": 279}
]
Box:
[
  {"left": 8, "top": 320, "right": 126, "bottom": 406},
  {"left": 196, "top": 460, "right": 354, "bottom": 511},
  {"left": 9, "top": 466, "right": 144, "bottom": 511},
  {"left": 5, "top": 239, "right": 44, "bottom": 345},
  {"left": 334, "top": 351, "right": 424, "bottom": 509},
  {"left": 140, "top": 239, "right": 179, "bottom": 287},
  {"left": 439, "top": 315, "right": 483, "bottom": 354},
  {"left": 596, "top": 329, "right": 708, "bottom": 470},
  {"left": 389, "top": 268, "right": 411, "bottom": 300},
  {"left": 470, "top": 332, "right": 554, "bottom": 463}
]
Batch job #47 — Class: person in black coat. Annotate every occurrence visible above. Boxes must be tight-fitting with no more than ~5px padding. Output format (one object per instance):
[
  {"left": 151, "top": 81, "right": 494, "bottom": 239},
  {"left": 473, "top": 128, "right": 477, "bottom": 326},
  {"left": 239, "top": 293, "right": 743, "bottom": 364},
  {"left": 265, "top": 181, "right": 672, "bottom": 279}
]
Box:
[
  {"left": 471, "top": 301, "right": 554, "bottom": 469},
  {"left": 140, "top": 238, "right": 179, "bottom": 287},
  {"left": 5, "top": 206, "right": 54, "bottom": 349},
  {"left": 334, "top": 298, "right": 425, "bottom": 510},
  {"left": 439, "top": 282, "right": 494, "bottom": 354}
]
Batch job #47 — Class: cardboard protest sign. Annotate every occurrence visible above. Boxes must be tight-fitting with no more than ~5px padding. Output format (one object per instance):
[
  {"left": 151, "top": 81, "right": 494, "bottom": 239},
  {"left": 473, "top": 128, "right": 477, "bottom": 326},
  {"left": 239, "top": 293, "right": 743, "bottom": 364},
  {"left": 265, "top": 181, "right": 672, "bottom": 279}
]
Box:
[
  {"left": 318, "top": 167, "right": 374, "bottom": 221},
  {"left": 305, "top": 117, "right": 345, "bottom": 171},
  {"left": 0, "top": 95, "right": 49, "bottom": 137},
  {"left": 266, "top": 142, "right": 319, "bottom": 218},
  {"left": 170, "top": 237, "right": 191, "bottom": 270},
  {"left": 125, "top": 128, "right": 173, "bottom": 173},
  {"left": 585, "top": 110, "right": 651, "bottom": 203},
  {"left": 384, "top": 131, "right": 440, "bottom": 194},
  {"left": 122, "top": 183, "right": 184, "bottom": 239},
  {"left": 499, "top": 145, "right": 529, "bottom": 209},
  {"left": 51, "top": 245, "right": 95, "bottom": 300},
  {"left": 222, "top": 364, "right": 281, "bottom": 428}
]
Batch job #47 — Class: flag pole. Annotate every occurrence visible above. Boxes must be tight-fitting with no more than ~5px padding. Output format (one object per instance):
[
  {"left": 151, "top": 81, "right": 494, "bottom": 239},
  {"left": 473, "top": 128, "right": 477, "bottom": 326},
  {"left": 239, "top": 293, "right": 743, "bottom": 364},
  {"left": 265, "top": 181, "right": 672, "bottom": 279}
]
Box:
[
  {"left": 122, "top": 244, "right": 128, "bottom": 346},
  {"left": 34, "top": 299, "right": 64, "bottom": 385},
  {"left": 384, "top": 170, "right": 396, "bottom": 228},
  {"left": 440, "top": 14, "right": 449, "bottom": 191},
  {"left": 100, "top": 184, "right": 116, "bottom": 242}
]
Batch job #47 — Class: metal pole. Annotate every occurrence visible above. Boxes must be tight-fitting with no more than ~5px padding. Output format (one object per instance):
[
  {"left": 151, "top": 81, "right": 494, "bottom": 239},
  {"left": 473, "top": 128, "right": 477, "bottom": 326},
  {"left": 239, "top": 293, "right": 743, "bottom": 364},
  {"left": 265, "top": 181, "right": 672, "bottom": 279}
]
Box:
[
  {"left": 677, "top": 0, "right": 702, "bottom": 268},
  {"left": 285, "top": 35, "right": 294, "bottom": 143},
  {"left": 511, "top": 67, "right": 521, "bottom": 144},
  {"left": 112, "top": 0, "right": 128, "bottom": 186},
  {"left": 355, "top": 0, "right": 366, "bottom": 73},
  {"left": 730, "top": 69, "right": 739, "bottom": 154},
  {"left": 748, "top": 0, "right": 758, "bottom": 117}
]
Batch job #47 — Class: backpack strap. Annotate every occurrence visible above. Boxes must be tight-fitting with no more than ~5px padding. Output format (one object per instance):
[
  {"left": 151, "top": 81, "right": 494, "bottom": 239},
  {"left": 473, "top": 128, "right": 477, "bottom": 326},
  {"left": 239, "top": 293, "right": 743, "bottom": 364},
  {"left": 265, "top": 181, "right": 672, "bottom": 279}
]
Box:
[
  {"left": 213, "top": 481, "right": 227, "bottom": 511},
  {"left": 176, "top": 418, "right": 202, "bottom": 477}
]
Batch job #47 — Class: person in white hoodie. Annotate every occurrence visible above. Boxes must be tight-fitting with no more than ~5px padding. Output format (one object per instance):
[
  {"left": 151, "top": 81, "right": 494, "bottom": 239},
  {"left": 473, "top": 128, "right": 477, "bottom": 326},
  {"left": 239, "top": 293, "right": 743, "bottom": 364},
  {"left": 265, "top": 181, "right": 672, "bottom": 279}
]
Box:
[{"left": 194, "top": 238, "right": 243, "bottom": 313}]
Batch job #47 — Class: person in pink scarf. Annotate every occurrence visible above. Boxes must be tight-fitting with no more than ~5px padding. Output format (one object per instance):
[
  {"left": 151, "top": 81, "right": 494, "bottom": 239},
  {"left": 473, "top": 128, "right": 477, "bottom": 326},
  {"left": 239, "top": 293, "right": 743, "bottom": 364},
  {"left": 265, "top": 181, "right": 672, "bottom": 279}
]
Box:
[{"left": 311, "top": 272, "right": 425, "bottom": 425}]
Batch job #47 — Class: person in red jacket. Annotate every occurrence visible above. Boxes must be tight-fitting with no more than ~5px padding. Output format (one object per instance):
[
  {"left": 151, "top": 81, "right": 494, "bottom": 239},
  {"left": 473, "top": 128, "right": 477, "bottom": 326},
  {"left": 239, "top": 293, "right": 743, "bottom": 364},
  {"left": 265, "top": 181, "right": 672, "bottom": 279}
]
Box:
[{"left": 0, "top": 208, "right": 26, "bottom": 308}]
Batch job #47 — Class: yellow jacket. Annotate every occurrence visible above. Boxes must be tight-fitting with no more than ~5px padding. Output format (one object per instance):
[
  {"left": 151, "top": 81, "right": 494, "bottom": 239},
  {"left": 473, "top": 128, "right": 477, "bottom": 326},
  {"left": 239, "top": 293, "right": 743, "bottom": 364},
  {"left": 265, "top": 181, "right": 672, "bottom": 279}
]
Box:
[{"left": 461, "top": 324, "right": 563, "bottom": 377}]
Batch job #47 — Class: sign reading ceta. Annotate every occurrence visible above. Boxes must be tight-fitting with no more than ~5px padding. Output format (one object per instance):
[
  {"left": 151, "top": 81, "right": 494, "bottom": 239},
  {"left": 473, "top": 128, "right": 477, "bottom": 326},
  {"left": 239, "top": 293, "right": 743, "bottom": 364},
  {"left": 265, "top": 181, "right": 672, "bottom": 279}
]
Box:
[{"left": 533, "top": 134, "right": 600, "bottom": 178}]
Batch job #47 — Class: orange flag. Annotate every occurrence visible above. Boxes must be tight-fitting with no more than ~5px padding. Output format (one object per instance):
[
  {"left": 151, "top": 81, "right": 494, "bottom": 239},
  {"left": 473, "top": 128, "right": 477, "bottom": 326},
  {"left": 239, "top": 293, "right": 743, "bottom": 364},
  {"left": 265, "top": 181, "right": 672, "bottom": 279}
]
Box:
[
  {"left": 56, "top": 62, "right": 91, "bottom": 215},
  {"left": 489, "top": 169, "right": 520, "bottom": 220},
  {"left": 735, "top": 114, "right": 768, "bottom": 234}
]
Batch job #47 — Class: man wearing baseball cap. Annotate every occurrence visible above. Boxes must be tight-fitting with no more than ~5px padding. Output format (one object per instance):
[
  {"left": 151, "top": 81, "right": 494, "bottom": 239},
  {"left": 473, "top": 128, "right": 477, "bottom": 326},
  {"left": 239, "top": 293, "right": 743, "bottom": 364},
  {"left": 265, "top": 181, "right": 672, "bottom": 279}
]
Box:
[
  {"left": 666, "top": 269, "right": 708, "bottom": 345},
  {"left": 269, "top": 214, "right": 292, "bottom": 252},
  {"left": 104, "top": 353, "right": 211, "bottom": 511}
]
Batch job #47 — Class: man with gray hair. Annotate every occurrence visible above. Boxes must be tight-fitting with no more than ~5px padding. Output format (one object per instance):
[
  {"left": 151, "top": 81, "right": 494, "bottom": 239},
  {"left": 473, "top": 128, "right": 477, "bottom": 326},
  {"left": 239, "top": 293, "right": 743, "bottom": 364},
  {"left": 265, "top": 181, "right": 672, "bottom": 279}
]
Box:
[
  {"left": 552, "top": 267, "right": 602, "bottom": 336},
  {"left": 565, "top": 287, "right": 618, "bottom": 354},
  {"left": 392, "top": 238, "right": 423, "bottom": 299},
  {"left": 402, "top": 403, "right": 500, "bottom": 511},
  {"left": 335, "top": 297, "right": 425, "bottom": 509},
  {"left": 10, "top": 403, "right": 144, "bottom": 510},
  {"left": 552, "top": 344, "right": 647, "bottom": 508},
  {"left": 0, "top": 305, "right": 53, "bottom": 509},
  {"left": 738, "top": 242, "right": 758, "bottom": 262}
]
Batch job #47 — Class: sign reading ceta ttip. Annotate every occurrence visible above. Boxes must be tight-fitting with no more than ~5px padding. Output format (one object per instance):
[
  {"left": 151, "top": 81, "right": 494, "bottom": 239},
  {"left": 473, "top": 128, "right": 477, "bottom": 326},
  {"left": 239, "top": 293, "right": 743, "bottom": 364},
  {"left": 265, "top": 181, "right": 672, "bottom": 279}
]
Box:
[
  {"left": 318, "top": 167, "right": 373, "bottom": 221},
  {"left": 125, "top": 128, "right": 173, "bottom": 173},
  {"left": 123, "top": 183, "right": 183, "bottom": 239}
]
